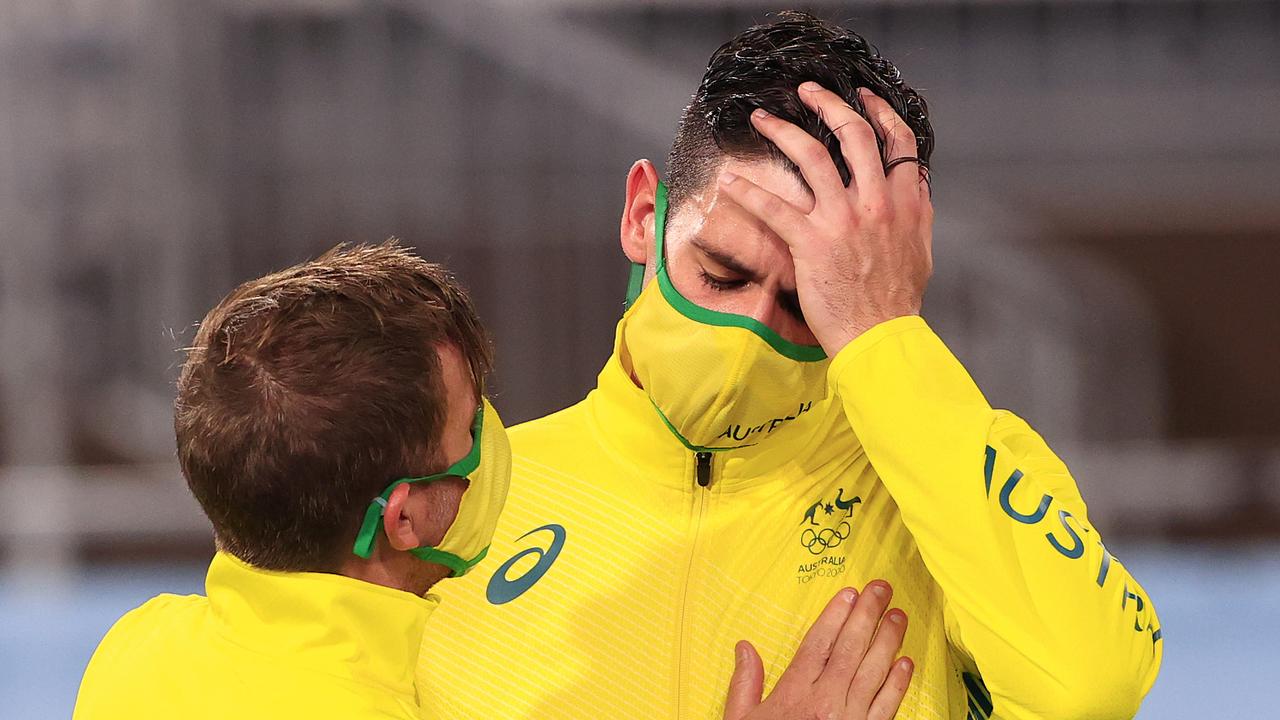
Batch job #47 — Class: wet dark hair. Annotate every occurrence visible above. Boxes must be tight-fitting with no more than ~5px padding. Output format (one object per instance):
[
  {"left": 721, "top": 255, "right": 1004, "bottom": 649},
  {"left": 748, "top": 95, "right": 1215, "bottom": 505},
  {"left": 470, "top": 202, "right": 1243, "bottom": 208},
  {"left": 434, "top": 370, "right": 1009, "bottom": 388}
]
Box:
[{"left": 666, "top": 11, "right": 933, "bottom": 211}]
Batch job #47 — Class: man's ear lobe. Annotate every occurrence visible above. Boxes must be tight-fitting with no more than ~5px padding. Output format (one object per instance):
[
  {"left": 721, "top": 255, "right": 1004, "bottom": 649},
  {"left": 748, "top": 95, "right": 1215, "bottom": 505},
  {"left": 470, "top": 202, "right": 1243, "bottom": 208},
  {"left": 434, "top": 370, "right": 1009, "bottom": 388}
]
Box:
[
  {"left": 381, "top": 483, "right": 425, "bottom": 552},
  {"left": 620, "top": 159, "right": 661, "bottom": 265}
]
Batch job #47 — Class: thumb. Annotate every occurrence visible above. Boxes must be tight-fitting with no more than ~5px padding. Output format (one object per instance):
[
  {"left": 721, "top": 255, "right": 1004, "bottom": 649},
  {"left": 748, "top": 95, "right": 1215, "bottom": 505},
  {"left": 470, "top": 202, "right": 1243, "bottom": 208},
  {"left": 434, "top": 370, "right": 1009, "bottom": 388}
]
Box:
[{"left": 722, "top": 640, "right": 764, "bottom": 720}]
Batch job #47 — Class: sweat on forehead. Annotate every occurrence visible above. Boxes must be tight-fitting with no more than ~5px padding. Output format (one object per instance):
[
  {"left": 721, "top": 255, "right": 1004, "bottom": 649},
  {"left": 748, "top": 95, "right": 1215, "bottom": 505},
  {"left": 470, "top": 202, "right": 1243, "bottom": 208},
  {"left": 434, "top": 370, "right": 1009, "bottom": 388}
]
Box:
[{"left": 667, "top": 158, "right": 813, "bottom": 240}]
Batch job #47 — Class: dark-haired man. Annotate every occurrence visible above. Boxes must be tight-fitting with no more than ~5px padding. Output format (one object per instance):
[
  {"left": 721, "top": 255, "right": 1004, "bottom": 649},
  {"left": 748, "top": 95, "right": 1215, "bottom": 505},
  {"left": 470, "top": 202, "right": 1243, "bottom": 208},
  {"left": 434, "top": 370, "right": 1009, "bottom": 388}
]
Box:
[
  {"left": 72, "top": 243, "right": 917, "bottom": 720},
  {"left": 421, "top": 12, "right": 1162, "bottom": 720}
]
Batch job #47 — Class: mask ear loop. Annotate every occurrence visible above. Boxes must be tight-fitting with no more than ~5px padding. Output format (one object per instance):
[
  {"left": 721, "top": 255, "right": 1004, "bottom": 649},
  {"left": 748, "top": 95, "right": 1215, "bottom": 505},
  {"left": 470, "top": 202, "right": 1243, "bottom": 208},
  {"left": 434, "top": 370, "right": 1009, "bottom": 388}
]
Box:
[
  {"left": 351, "top": 405, "right": 484, "bottom": 560},
  {"left": 624, "top": 181, "right": 670, "bottom": 310},
  {"left": 624, "top": 262, "right": 645, "bottom": 310}
]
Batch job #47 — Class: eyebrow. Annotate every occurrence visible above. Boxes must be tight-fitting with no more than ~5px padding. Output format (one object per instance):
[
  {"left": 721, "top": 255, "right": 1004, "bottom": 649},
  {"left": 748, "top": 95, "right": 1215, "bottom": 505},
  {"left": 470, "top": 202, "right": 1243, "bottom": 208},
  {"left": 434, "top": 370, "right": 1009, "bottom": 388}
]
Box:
[
  {"left": 692, "top": 236, "right": 755, "bottom": 278},
  {"left": 690, "top": 236, "right": 805, "bottom": 323}
]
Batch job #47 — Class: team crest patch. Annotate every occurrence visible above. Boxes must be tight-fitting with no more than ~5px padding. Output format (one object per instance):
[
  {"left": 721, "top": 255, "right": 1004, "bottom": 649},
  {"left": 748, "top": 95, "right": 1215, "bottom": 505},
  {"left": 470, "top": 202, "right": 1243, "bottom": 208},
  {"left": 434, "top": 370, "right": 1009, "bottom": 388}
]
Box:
[
  {"left": 800, "top": 488, "right": 861, "bottom": 555},
  {"left": 796, "top": 488, "right": 860, "bottom": 584}
]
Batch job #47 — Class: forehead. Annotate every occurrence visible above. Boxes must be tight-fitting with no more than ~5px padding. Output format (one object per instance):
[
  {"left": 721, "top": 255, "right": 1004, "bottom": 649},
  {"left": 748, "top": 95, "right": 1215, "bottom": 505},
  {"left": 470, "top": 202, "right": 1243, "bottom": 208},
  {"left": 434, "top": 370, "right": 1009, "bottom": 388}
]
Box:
[{"left": 666, "top": 157, "right": 814, "bottom": 263}]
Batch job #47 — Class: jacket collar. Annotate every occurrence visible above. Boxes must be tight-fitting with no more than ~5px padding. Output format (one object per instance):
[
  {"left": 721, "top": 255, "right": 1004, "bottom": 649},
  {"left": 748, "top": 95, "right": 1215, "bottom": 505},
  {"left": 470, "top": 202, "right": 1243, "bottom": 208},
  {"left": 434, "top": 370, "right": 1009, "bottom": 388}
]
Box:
[
  {"left": 206, "top": 552, "right": 438, "bottom": 699},
  {"left": 583, "top": 323, "right": 860, "bottom": 492}
]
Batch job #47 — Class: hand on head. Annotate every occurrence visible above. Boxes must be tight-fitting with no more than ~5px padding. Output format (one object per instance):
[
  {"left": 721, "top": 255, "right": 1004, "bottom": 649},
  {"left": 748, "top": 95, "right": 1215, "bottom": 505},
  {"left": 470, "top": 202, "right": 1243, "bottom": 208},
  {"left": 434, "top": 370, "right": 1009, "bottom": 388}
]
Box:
[{"left": 717, "top": 83, "right": 934, "bottom": 356}]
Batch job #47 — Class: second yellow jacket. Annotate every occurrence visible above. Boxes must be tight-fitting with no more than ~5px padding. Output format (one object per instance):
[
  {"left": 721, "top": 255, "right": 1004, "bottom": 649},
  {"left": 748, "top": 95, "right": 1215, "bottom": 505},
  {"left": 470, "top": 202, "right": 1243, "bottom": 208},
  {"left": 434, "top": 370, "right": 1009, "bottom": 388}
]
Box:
[{"left": 75, "top": 552, "right": 438, "bottom": 719}]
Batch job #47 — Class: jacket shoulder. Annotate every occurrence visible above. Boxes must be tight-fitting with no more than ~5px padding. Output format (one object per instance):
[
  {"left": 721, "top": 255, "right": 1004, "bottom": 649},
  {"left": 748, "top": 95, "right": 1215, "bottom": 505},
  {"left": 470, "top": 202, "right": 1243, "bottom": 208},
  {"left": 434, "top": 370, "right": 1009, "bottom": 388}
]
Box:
[
  {"left": 75, "top": 594, "right": 209, "bottom": 715},
  {"left": 95, "top": 593, "right": 207, "bottom": 654},
  {"left": 507, "top": 398, "right": 593, "bottom": 457}
]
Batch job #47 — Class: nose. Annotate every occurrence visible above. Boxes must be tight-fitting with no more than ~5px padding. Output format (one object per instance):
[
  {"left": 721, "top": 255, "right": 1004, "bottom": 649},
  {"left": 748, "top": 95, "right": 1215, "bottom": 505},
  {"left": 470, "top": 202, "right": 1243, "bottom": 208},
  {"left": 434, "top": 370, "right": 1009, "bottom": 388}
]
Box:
[{"left": 746, "top": 290, "right": 819, "bottom": 347}]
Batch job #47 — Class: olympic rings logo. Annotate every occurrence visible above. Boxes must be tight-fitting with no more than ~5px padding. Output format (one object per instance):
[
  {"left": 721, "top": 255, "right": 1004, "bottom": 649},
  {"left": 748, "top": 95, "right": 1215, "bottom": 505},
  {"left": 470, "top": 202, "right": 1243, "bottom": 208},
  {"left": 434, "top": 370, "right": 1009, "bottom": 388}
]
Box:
[{"left": 800, "top": 521, "right": 852, "bottom": 555}]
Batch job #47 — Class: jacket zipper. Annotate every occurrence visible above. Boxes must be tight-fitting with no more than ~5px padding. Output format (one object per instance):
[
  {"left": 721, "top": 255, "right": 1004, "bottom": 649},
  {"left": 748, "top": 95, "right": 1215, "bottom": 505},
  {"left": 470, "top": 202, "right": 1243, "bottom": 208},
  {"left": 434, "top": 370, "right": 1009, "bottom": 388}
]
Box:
[
  {"left": 676, "top": 451, "right": 713, "bottom": 718},
  {"left": 695, "top": 451, "right": 712, "bottom": 487}
]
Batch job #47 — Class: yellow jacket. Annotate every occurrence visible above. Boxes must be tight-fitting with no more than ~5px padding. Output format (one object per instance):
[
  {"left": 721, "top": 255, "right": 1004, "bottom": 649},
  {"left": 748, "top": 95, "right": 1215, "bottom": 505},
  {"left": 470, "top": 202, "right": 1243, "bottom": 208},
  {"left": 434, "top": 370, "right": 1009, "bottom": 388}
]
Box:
[
  {"left": 75, "top": 552, "right": 438, "bottom": 719},
  {"left": 420, "top": 316, "right": 1161, "bottom": 719}
]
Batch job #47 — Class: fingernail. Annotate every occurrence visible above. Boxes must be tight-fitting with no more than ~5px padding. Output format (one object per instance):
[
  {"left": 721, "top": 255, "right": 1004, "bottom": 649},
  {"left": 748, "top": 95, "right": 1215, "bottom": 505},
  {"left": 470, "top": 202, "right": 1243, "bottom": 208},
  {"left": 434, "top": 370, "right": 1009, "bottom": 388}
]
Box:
[
  {"left": 735, "top": 641, "right": 748, "bottom": 664},
  {"left": 841, "top": 587, "right": 858, "bottom": 604},
  {"left": 800, "top": 81, "right": 821, "bottom": 93},
  {"left": 718, "top": 170, "right": 738, "bottom": 186},
  {"left": 870, "top": 581, "right": 890, "bottom": 599},
  {"left": 751, "top": 108, "right": 770, "bottom": 120},
  {"left": 887, "top": 609, "right": 905, "bottom": 624},
  {"left": 899, "top": 657, "right": 914, "bottom": 671}
]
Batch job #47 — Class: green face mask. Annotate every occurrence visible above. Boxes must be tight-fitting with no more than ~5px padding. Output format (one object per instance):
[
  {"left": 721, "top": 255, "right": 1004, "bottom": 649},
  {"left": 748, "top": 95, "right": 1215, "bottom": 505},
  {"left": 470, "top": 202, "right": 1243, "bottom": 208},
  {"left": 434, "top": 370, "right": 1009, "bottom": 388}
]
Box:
[
  {"left": 619, "top": 182, "right": 832, "bottom": 451},
  {"left": 351, "top": 398, "right": 512, "bottom": 577}
]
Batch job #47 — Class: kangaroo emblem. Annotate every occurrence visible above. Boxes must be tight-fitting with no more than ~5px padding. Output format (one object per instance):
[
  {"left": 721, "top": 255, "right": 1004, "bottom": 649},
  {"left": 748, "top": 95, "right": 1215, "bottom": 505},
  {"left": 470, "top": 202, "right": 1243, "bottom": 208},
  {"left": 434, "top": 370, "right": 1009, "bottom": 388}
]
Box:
[{"left": 802, "top": 488, "right": 862, "bottom": 526}]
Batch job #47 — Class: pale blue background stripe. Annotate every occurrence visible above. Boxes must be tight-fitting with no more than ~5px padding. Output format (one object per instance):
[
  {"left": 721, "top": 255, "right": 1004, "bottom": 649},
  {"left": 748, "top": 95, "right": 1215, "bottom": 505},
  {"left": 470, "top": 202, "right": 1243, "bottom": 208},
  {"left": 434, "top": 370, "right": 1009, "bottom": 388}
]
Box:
[{"left": 1, "top": 544, "right": 1270, "bottom": 718}]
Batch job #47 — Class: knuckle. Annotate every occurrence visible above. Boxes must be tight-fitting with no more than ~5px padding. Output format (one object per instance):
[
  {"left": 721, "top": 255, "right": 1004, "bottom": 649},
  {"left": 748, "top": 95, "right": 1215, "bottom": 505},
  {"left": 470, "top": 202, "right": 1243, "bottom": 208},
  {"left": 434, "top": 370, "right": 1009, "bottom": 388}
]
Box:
[
  {"left": 824, "top": 652, "right": 854, "bottom": 676},
  {"left": 762, "top": 194, "right": 788, "bottom": 216},
  {"left": 854, "top": 252, "right": 878, "bottom": 277},
  {"left": 888, "top": 115, "right": 916, "bottom": 144},
  {"left": 801, "top": 142, "right": 831, "bottom": 167},
  {"left": 836, "top": 118, "right": 876, "bottom": 144},
  {"left": 827, "top": 204, "right": 856, "bottom": 228},
  {"left": 830, "top": 639, "right": 869, "bottom": 670},
  {"left": 862, "top": 198, "right": 893, "bottom": 221},
  {"left": 804, "top": 697, "right": 839, "bottom": 720},
  {"left": 848, "top": 674, "right": 879, "bottom": 702}
]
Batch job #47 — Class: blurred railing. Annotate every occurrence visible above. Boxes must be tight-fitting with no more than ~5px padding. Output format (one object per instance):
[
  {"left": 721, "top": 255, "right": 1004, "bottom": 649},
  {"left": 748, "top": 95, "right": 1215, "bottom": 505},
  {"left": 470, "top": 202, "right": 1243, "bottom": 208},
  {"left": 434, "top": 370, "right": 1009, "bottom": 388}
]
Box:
[{"left": 2, "top": 0, "right": 1278, "bottom": 572}]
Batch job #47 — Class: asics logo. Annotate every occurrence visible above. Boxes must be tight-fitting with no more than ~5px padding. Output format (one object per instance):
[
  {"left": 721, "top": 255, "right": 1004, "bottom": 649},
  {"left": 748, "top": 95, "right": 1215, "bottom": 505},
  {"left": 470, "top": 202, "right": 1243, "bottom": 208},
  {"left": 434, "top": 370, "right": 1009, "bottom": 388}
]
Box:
[{"left": 486, "top": 524, "right": 566, "bottom": 605}]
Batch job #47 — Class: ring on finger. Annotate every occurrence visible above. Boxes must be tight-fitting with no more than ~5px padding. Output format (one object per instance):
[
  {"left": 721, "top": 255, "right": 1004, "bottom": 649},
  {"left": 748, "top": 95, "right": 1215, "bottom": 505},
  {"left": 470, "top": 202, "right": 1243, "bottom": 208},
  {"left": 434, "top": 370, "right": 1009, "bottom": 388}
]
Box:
[{"left": 883, "top": 156, "right": 921, "bottom": 173}]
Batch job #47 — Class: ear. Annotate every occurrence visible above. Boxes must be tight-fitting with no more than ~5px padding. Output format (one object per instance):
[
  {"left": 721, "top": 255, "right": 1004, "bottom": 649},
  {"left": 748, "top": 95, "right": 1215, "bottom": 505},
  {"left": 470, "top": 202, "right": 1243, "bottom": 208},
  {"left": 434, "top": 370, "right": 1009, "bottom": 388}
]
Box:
[
  {"left": 381, "top": 483, "right": 430, "bottom": 552},
  {"left": 620, "top": 159, "right": 661, "bottom": 266}
]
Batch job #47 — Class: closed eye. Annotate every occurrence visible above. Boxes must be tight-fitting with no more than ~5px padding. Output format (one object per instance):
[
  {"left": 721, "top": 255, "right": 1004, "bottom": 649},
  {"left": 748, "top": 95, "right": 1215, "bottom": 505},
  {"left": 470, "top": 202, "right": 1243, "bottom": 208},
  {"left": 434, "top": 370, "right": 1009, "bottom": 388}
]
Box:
[{"left": 699, "top": 268, "right": 748, "bottom": 292}]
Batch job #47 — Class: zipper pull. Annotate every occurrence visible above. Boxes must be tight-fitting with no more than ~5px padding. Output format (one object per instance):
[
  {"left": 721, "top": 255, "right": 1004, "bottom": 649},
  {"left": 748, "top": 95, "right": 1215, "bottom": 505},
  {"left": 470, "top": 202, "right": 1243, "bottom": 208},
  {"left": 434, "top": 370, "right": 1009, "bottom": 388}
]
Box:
[{"left": 695, "top": 451, "right": 712, "bottom": 488}]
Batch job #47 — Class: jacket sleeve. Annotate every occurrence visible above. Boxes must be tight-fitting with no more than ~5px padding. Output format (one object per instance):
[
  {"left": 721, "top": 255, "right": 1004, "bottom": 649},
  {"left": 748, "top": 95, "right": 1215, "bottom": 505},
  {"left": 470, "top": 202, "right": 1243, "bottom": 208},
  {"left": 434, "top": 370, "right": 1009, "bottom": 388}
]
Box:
[{"left": 827, "top": 316, "right": 1162, "bottom": 720}]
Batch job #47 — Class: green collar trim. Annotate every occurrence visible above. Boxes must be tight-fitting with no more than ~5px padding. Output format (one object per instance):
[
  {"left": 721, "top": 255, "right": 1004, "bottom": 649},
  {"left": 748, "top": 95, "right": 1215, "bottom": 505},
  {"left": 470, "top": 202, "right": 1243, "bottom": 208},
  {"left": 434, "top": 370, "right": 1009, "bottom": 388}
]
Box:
[
  {"left": 351, "top": 405, "right": 484, "bottom": 560},
  {"left": 651, "top": 182, "right": 826, "bottom": 363},
  {"left": 648, "top": 398, "right": 755, "bottom": 453}
]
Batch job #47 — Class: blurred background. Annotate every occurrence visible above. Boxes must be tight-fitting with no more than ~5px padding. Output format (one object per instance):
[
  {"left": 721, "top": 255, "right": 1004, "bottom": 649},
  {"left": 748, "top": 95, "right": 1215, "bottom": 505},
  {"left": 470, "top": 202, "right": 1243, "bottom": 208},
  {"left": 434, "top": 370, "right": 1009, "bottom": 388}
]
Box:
[{"left": 1, "top": 0, "right": 1277, "bottom": 716}]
